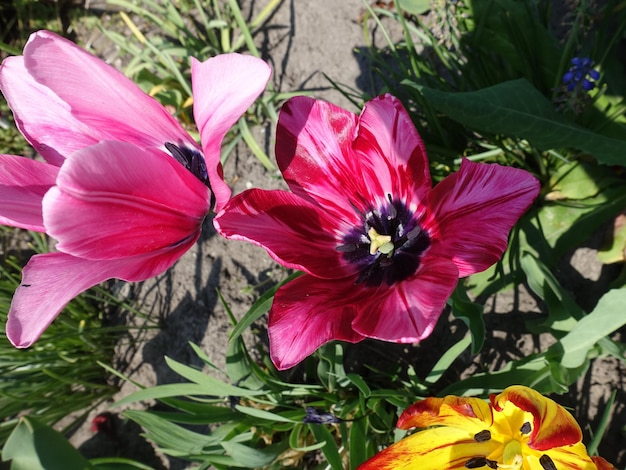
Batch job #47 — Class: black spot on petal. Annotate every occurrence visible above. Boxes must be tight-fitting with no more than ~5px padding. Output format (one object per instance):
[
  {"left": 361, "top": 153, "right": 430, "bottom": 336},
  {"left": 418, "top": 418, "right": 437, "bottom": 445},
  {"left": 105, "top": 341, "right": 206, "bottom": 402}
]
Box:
[
  {"left": 465, "top": 457, "right": 487, "bottom": 468},
  {"left": 539, "top": 455, "right": 557, "bottom": 470},
  {"left": 474, "top": 430, "right": 491, "bottom": 442}
]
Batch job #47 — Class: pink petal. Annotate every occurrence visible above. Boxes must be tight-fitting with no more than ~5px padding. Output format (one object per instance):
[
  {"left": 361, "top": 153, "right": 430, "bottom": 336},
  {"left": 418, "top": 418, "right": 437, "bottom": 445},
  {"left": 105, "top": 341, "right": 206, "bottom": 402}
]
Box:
[
  {"left": 191, "top": 54, "right": 271, "bottom": 211},
  {"left": 20, "top": 31, "right": 194, "bottom": 150},
  {"left": 351, "top": 256, "right": 459, "bottom": 342},
  {"left": 214, "top": 188, "right": 354, "bottom": 279},
  {"left": 0, "top": 155, "right": 58, "bottom": 231},
  {"left": 43, "top": 141, "right": 210, "bottom": 260},
  {"left": 0, "top": 56, "right": 97, "bottom": 166},
  {"left": 268, "top": 275, "right": 366, "bottom": 370},
  {"left": 6, "top": 246, "right": 197, "bottom": 348},
  {"left": 276, "top": 95, "right": 431, "bottom": 219},
  {"left": 427, "top": 159, "right": 540, "bottom": 277},
  {"left": 352, "top": 94, "right": 432, "bottom": 211},
  {"left": 275, "top": 96, "right": 369, "bottom": 219}
]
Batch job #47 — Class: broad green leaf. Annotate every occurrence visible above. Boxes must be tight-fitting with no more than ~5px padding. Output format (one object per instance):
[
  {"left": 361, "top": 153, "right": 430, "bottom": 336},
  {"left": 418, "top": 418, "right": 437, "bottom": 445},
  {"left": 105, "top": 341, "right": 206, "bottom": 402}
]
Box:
[
  {"left": 426, "top": 334, "right": 472, "bottom": 384},
  {"left": 115, "top": 381, "right": 261, "bottom": 408},
  {"left": 348, "top": 419, "right": 368, "bottom": 470},
  {"left": 2, "top": 417, "right": 90, "bottom": 470},
  {"left": 234, "top": 405, "right": 297, "bottom": 423},
  {"left": 450, "top": 285, "right": 485, "bottom": 354},
  {"left": 597, "top": 215, "right": 626, "bottom": 264},
  {"left": 559, "top": 289, "right": 626, "bottom": 368},
  {"left": 308, "top": 423, "right": 344, "bottom": 470},
  {"left": 124, "top": 410, "right": 214, "bottom": 454},
  {"left": 221, "top": 440, "right": 287, "bottom": 467},
  {"left": 521, "top": 253, "right": 583, "bottom": 334},
  {"left": 397, "top": 0, "right": 431, "bottom": 15},
  {"left": 413, "top": 79, "right": 626, "bottom": 165}
]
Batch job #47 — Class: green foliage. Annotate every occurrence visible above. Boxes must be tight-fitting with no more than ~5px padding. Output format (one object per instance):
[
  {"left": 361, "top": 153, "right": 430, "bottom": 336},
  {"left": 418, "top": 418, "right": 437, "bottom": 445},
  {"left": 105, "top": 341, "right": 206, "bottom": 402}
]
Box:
[
  {"left": 0, "top": 236, "right": 146, "bottom": 446},
  {"left": 1, "top": 416, "right": 150, "bottom": 469}
]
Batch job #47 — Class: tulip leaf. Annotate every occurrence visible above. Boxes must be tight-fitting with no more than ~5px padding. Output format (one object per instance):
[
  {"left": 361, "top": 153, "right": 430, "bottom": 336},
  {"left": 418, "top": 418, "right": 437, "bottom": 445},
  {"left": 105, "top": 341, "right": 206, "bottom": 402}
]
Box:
[
  {"left": 2, "top": 417, "right": 90, "bottom": 470},
  {"left": 396, "top": 0, "right": 431, "bottom": 15},
  {"left": 220, "top": 440, "right": 287, "bottom": 468},
  {"left": 450, "top": 285, "right": 485, "bottom": 354},
  {"left": 559, "top": 289, "right": 626, "bottom": 369},
  {"left": 411, "top": 78, "right": 626, "bottom": 165},
  {"left": 308, "top": 423, "right": 344, "bottom": 470}
]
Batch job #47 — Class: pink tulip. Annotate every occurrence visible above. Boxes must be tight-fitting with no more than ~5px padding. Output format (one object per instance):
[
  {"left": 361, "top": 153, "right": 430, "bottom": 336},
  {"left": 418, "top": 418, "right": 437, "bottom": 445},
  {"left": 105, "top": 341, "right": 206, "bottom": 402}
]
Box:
[
  {"left": 0, "top": 31, "right": 271, "bottom": 347},
  {"left": 215, "top": 94, "right": 541, "bottom": 370}
]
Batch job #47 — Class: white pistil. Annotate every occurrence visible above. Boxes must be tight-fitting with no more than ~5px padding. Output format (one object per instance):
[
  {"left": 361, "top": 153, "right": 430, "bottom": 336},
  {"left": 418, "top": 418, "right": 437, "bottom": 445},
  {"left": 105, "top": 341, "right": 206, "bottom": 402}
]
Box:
[{"left": 368, "top": 227, "right": 394, "bottom": 256}]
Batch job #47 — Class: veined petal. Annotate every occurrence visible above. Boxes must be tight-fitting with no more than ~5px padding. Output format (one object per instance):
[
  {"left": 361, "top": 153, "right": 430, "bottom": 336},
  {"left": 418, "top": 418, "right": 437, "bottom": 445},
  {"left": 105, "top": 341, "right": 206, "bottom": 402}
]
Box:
[
  {"left": 427, "top": 159, "right": 539, "bottom": 277},
  {"left": 397, "top": 396, "right": 494, "bottom": 431},
  {"left": 351, "top": 256, "right": 458, "bottom": 343},
  {"left": 276, "top": 96, "right": 375, "bottom": 219},
  {"left": 0, "top": 57, "right": 96, "bottom": 166},
  {"left": 43, "top": 141, "right": 209, "bottom": 260},
  {"left": 491, "top": 386, "right": 582, "bottom": 450},
  {"left": 268, "top": 275, "right": 366, "bottom": 370},
  {"left": 529, "top": 443, "right": 598, "bottom": 470},
  {"left": 352, "top": 94, "right": 431, "bottom": 212},
  {"left": 20, "top": 31, "right": 194, "bottom": 150},
  {"left": 0, "top": 155, "right": 58, "bottom": 231},
  {"left": 592, "top": 456, "right": 618, "bottom": 470},
  {"left": 357, "top": 427, "right": 499, "bottom": 470},
  {"left": 6, "top": 245, "right": 198, "bottom": 348},
  {"left": 191, "top": 54, "right": 271, "bottom": 211},
  {"left": 214, "top": 188, "right": 353, "bottom": 279}
]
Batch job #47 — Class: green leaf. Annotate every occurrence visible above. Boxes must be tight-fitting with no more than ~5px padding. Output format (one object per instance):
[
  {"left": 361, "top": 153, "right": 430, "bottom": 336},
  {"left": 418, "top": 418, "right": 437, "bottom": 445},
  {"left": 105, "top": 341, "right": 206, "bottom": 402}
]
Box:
[
  {"left": 425, "top": 334, "right": 471, "bottom": 384},
  {"left": 559, "top": 289, "right": 626, "bottom": 368},
  {"left": 308, "top": 423, "right": 344, "bottom": 470},
  {"left": 123, "top": 410, "right": 213, "bottom": 454},
  {"left": 2, "top": 417, "right": 91, "bottom": 470},
  {"left": 234, "top": 405, "right": 297, "bottom": 423},
  {"left": 221, "top": 440, "right": 287, "bottom": 467},
  {"left": 521, "top": 253, "right": 583, "bottom": 334},
  {"left": 413, "top": 79, "right": 626, "bottom": 165},
  {"left": 396, "top": 0, "right": 431, "bottom": 15},
  {"left": 450, "top": 285, "right": 485, "bottom": 354},
  {"left": 348, "top": 419, "right": 368, "bottom": 470}
]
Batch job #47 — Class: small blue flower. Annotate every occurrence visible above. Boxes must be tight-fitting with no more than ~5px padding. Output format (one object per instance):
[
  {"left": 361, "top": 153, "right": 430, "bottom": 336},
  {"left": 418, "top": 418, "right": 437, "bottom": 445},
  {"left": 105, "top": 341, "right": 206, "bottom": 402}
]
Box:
[{"left": 562, "top": 57, "right": 600, "bottom": 92}]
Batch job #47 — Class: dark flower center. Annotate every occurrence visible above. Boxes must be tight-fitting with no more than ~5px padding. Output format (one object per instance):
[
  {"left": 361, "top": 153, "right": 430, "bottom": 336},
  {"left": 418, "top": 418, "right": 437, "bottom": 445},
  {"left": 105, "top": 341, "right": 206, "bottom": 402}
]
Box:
[
  {"left": 337, "top": 196, "right": 430, "bottom": 287},
  {"left": 165, "top": 142, "right": 215, "bottom": 208},
  {"left": 165, "top": 142, "right": 209, "bottom": 185}
]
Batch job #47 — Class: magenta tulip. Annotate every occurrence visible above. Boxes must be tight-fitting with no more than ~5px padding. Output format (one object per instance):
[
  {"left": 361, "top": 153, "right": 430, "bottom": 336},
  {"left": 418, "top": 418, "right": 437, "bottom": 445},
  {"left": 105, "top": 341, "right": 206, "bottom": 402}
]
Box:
[
  {"left": 0, "top": 31, "right": 270, "bottom": 347},
  {"left": 215, "top": 94, "right": 540, "bottom": 369}
]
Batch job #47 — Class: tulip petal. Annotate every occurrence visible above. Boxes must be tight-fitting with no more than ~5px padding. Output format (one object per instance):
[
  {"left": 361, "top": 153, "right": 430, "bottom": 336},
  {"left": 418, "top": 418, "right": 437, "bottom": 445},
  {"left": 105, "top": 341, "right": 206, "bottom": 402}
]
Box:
[
  {"left": 214, "top": 188, "right": 354, "bottom": 279},
  {"left": 20, "top": 31, "right": 194, "bottom": 150},
  {"left": 427, "top": 159, "right": 540, "bottom": 277},
  {"left": 0, "top": 155, "right": 57, "bottom": 231},
  {"left": 491, "top": 386, "right": 582, "bottom": 450},
  {"left": 397, "top": 396, "right": 494, "bottom": 431},
  {"left": 351, "top": 256, "right": 458, "bottom": 342},
  {"left": 352, "top": 94, "right": 431, "bottom": 211},
  {"left": 592, "top": 456, "right": 618, "bottom": 470},
  {"left": 6, "top": 246, "right": 197, "bottom": 348},
  {"left": 43, "top": 141, "right": 209, "bottom": 260},
  {"left": 0, "top": 56, "right": 97, "bottom": 166},
  {"left": 269, "top": 275, "right": 366, "bottom": 370},
  {"left": 191, "top": 54, "right": 271, "bottom": 211},
  {"left": 357, "top": 427, "right": 499, "bottom": 470},
  {"left": 276, "top": 96, "right": 372, "bottom": 219}
]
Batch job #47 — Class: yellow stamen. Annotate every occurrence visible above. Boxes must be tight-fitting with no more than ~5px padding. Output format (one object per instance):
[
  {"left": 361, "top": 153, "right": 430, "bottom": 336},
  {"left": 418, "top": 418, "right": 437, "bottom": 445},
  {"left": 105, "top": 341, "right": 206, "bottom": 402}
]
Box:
[{"left": 368, "top": 227, "right": 394, "bottom": 255}]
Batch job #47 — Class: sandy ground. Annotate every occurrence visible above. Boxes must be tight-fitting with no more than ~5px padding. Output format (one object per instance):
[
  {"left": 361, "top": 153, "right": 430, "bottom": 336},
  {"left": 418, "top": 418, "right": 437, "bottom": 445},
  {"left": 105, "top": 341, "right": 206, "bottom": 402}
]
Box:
[{"left": 53, "top": 0, "right": 625, "bottom": 467}]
